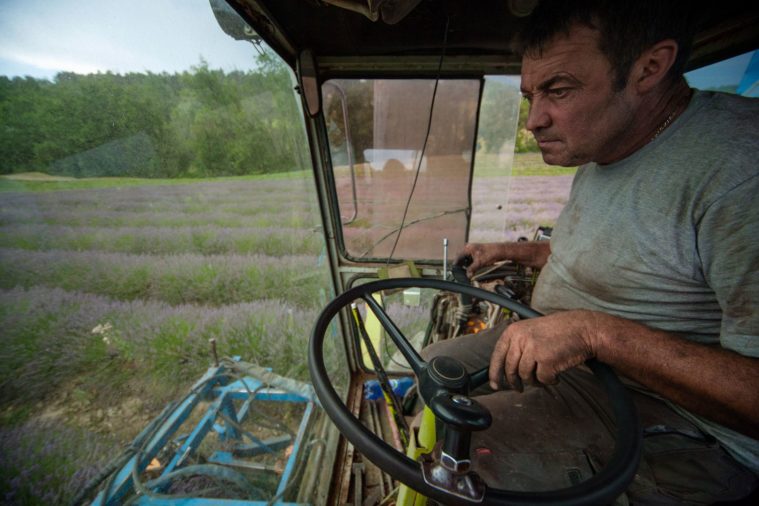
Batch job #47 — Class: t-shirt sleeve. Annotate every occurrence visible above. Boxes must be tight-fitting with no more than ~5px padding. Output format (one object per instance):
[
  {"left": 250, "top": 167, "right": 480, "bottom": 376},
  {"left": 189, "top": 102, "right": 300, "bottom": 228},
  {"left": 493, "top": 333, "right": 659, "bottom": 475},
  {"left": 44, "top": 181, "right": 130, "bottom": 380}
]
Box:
[{"left": 698, "top": 174, "right": 759, "bottom": 357}]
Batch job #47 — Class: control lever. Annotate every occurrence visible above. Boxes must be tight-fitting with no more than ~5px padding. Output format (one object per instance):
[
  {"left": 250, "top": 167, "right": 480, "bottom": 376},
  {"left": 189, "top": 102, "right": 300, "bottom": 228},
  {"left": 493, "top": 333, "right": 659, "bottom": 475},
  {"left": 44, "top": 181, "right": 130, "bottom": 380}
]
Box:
[
  {"left": 450, "top": 255, "right": 475, "bottom": 334},
  {"left": 421, "top": 392, "right": 491, "bottom": 502},
  {"left": 429, "top": 394, "right": 491, "bottom": 463}
]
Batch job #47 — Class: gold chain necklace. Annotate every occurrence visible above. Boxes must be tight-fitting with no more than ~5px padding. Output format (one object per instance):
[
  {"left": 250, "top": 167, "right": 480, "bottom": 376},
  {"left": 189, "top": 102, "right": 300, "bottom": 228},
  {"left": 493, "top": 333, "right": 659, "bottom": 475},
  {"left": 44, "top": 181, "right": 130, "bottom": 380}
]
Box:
[
  {"left": 650, "top": 88, "right": 693, "bottom": 142},
  {"left": 650, "top": 109, "right": 678, "bottom": 142}
]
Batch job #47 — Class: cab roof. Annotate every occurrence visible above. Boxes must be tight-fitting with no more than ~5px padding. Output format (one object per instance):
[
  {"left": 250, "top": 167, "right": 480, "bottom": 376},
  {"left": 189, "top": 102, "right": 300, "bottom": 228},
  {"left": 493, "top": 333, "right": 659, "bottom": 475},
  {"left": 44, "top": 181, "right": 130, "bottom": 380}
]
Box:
[{"left": 226, "top": 0, "right": 759, "bottom": 77}]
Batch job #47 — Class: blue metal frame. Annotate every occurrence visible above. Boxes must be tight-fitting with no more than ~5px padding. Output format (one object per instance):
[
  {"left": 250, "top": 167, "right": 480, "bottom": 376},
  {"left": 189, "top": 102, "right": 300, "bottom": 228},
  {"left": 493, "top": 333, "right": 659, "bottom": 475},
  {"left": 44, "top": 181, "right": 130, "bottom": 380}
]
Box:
[{"left": 91, "top": 359, "right": 316, "bottom": 505}]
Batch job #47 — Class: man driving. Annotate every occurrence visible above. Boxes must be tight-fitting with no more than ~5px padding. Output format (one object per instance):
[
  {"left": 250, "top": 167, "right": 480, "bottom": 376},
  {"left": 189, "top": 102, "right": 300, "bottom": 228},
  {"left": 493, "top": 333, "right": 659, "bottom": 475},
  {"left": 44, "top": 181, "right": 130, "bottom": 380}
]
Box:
[{"left": 423, "top": 1, "right": 759, "bottom": 503}]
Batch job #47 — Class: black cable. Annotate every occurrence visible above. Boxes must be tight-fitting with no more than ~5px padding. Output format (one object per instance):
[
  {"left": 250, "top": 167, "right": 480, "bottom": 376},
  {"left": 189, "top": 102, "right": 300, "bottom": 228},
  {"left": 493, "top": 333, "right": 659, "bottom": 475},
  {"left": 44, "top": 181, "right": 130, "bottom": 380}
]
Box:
[
  {"left": 385, "top": 15, "right": 450, "bottom": 266},
  {"left": 383, "top": 325, "right": 413, "bottom": 370},
  {"left": 378, "top": 14, "right": 452, "bottom": 380}
]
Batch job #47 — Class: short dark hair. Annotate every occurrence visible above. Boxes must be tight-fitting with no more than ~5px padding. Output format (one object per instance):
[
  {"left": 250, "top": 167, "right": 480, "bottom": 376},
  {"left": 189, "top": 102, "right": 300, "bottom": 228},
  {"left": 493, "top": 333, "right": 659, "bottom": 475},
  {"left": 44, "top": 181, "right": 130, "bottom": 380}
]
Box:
[{"left": 517, "top": 0, "right": 697, "bottom": 90}]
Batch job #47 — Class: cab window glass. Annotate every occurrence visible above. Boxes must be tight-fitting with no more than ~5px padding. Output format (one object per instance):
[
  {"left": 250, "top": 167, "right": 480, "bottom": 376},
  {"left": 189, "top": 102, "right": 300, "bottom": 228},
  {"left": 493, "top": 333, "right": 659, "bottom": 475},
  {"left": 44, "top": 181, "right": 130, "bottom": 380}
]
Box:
[
  {"left": 0, "top": 1, "right": 340, "bottom": 503},
  {"left": 323, "top": 79, "right": 480, "bottom": 261},
  {"left": 470, "top": 76, "right": 575, "bottom": 244},
  {"left": 686, "top": 49, "right": 758, "bottom": 96}
]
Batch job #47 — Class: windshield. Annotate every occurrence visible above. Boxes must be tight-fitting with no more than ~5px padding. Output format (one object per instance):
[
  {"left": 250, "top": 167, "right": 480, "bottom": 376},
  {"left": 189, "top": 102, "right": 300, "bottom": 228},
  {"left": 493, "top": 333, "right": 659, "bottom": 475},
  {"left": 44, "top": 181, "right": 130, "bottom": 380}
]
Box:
[
  {"left": 0, "top": 1, "right": 342, "bottom": 504},
  {"left": 324, "top": 78, "right": 481, "bottom": 261}
]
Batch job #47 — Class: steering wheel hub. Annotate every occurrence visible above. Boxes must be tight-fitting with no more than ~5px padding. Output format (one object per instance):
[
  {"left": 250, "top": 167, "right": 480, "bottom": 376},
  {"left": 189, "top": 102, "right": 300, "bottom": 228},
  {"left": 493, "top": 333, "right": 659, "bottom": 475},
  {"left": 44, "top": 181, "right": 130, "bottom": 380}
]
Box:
[{"left": 428, "top": 355, "right": 468, "bottom": 390}]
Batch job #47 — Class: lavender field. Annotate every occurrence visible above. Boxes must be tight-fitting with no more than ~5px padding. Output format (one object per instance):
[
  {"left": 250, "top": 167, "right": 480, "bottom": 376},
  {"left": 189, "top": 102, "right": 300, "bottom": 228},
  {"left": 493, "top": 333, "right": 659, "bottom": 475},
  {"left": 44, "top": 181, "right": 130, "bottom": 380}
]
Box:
[
  {"left": 0, "top": 161, "right": 572, "bottom": 503},
  {"left": 470, "top": 174, "right": 574, "bottom": 242},
  {"left": 0, "top": 176, "right": 332, "bottom": 504}
]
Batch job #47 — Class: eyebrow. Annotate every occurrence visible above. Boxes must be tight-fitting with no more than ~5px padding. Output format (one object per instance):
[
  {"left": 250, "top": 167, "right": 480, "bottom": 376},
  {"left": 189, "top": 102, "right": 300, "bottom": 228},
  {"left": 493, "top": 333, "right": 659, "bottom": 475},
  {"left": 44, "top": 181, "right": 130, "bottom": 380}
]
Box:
[{"left": 521, "top": 74, "right": 582, "bottom": 95}]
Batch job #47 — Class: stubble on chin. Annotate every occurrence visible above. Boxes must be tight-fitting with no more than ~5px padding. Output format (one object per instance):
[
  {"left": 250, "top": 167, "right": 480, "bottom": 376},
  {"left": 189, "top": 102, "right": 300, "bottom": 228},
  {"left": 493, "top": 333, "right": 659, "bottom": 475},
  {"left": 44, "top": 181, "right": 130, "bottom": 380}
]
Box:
[{"left": 539, "top": 143, "right": 589, "bottom": 168}]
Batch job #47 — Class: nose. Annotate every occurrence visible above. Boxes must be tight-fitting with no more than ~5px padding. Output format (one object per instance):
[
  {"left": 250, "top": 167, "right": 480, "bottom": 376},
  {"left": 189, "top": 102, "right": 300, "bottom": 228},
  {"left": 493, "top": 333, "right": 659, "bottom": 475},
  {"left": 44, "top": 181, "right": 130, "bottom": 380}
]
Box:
[{"left": 525, "top": 97, "right": 550, "bottom": 132}]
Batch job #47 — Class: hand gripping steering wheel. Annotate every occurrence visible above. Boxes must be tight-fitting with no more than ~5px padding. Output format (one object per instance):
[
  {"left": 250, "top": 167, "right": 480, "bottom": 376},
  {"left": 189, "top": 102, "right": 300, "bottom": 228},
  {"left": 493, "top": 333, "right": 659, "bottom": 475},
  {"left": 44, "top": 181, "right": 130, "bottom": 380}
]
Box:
[{"left": 309, "top": 278, "right": 641, "bottom": 505}]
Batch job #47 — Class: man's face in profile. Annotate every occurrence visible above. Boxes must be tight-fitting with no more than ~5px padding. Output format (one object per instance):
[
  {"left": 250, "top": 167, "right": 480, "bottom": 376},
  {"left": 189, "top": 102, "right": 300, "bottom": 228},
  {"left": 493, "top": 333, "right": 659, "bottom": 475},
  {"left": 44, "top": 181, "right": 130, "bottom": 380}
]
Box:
[{"left": 520, "top": 25, "right": 636, "bottom": 166}]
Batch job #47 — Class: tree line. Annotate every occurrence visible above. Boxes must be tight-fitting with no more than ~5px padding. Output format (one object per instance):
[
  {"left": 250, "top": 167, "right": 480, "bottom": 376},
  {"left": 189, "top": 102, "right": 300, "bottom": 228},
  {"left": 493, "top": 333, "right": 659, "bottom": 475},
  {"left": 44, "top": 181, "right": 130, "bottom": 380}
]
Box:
[
  {"left": 0, "top": 53, "right": 309, "bottom": 178},
  {"left": 0, "top": 54, "right": 542, "bottom": 179}
]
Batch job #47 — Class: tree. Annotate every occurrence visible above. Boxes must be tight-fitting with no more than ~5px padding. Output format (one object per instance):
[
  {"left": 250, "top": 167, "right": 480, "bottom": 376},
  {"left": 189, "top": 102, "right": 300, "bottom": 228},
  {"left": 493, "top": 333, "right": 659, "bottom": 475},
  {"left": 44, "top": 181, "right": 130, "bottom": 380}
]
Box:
[{"left": 0, "top": 55, "right": 309, "bottom": 178}]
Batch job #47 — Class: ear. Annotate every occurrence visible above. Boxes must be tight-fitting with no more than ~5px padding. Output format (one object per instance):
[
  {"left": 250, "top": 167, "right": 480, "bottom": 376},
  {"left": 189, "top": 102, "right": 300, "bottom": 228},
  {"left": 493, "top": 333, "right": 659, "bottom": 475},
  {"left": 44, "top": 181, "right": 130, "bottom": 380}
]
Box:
[{"left": 629, "top": 39, "right": 679, "bottom": 94}]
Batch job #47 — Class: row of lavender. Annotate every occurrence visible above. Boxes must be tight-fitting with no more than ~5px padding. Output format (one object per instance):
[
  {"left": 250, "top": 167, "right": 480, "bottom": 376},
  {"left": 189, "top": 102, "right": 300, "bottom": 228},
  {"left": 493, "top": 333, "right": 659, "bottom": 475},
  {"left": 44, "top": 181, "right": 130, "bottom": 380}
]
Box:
[
  {"left": 0, "top": 291, "right": 321, "bottom": 504},
  {"left": 0, "top": 249, "right": 325, "bottom": 306},
  {"left": 470, "top": 175, "right": 573, "bottom": 242},
  {"left": 0, "top": 285, "right": 327, "bottom": 410},
  {"left": 0, "top": 224, "right": 322, "bottom": 256}
]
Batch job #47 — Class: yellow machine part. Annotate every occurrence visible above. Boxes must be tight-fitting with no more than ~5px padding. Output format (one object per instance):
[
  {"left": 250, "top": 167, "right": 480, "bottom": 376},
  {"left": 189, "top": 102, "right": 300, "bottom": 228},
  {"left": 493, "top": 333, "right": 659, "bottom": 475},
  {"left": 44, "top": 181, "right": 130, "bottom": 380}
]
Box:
[
  {"left": 361, "top": 292, "right": 385, "bottom": 369},
  {"left": 397, "top": 407, "right": 436, "bottom": 506}
]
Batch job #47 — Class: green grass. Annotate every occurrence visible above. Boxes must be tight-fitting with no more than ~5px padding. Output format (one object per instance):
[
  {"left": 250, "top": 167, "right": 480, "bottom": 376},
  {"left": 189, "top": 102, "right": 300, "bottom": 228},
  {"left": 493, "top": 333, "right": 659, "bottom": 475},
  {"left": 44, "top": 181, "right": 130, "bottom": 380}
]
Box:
[
  {"left": 0, "top": 170, "right": 312, "bottom": 193},
  {"left": 2, "top": 154, "right": 573, "bottom": 194},
  {"left": 0, "top": 225, "right": 323, "bottom": 258}
]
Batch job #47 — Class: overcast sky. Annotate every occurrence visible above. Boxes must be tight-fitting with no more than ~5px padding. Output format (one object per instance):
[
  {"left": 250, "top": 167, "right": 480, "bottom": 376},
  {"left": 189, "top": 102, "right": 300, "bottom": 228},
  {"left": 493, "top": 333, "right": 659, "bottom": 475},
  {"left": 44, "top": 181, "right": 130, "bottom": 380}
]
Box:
[{"left": 0, "top": 0, "right": 261, "bottom": 79}]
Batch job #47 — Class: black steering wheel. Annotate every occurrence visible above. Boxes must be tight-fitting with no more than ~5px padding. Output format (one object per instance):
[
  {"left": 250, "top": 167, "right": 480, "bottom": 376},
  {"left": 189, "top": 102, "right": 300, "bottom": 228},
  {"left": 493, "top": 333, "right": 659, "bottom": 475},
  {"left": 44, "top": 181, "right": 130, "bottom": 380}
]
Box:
[{"left": 309, "top": 278, "right": 641, "bottom": 505}]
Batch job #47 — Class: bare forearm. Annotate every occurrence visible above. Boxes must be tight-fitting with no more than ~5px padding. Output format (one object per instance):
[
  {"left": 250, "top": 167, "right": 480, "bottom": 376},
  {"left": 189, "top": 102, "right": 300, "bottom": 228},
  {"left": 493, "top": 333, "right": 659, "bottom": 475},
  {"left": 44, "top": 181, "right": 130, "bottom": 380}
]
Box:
[
  {"left": 518, "top": 240, "right": 551, "bottom": 269},
  {"left": 591, "top": 312, "right": 759, "bottom": 439},
  {"left": 469, "top": 240, "right": 551, "bottom": 269}
]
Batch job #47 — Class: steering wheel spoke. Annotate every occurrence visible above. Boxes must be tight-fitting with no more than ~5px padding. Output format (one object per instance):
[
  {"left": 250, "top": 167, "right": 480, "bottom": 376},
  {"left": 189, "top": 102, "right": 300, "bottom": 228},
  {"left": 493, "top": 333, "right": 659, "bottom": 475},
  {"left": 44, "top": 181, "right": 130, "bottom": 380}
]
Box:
[{"left": 470, "top": 366, "right": 489, "bottom": 390}]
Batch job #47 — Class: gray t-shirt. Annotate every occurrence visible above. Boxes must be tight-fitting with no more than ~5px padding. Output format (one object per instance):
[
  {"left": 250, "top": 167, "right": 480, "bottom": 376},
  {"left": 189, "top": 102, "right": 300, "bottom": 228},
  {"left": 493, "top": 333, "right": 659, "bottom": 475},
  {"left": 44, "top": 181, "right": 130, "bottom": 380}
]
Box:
[{"left": 532, "top": 89, "right": 759, "bottom": 472}]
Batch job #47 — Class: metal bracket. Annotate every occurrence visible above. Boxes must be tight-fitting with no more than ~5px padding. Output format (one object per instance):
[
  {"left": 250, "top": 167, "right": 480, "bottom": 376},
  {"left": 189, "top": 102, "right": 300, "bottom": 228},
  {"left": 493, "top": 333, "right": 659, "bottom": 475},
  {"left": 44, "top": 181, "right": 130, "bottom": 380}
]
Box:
[{"left": 419, "top": 443, "right": 485, "bottom": 503}]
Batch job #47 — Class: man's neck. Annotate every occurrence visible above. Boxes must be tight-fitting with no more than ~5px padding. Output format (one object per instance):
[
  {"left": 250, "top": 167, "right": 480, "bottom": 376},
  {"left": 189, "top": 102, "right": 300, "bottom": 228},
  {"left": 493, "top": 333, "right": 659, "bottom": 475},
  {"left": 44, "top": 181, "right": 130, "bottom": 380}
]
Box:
[
  {"left": 643, "top": 79, "right": 693, "bottom": 141},
  {"left": 598, "top": 80, "right": 693, "bottom": 165}
]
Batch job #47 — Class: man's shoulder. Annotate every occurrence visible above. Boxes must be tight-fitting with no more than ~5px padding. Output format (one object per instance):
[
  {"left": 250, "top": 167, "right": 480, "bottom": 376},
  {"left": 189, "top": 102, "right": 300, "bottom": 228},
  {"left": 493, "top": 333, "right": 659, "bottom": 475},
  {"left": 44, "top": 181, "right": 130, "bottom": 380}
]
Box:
[
  {"left": 668, "top": 90, "right": 759, "bottom": 181},
  {"left": 653, "top": 92, "right": 758, "bottom": 214},
  {"left": 688, "top": 90, "right": 759, "bottom": 142},
  {"left": 575, "top": 90, "right": 758, "bottom": 193},
  {"left": 701, "top": 89, "right": 759, "bottom": 110}
]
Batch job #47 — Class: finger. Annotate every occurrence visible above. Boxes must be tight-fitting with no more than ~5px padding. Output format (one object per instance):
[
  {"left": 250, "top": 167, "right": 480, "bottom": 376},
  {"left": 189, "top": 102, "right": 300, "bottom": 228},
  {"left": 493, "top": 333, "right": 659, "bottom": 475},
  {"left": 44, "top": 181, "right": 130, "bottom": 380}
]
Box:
[
  {"left": 518, "top": 353, "right": 538, "bottom": 387},
  {"left": 489, "top": 331, "right": 511, "bottom": 390},
  {"left": 505, "top": 337, "right": 524, "bottom": 392},
  {"left": 463, "top": 245, "right": 482, "bottom": 277},
  {"left": 466, "top": 257, "right": 483, "bottom": 278},
  {"left": 536, "top": 364, "right": 560, "bottom": 386}
]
